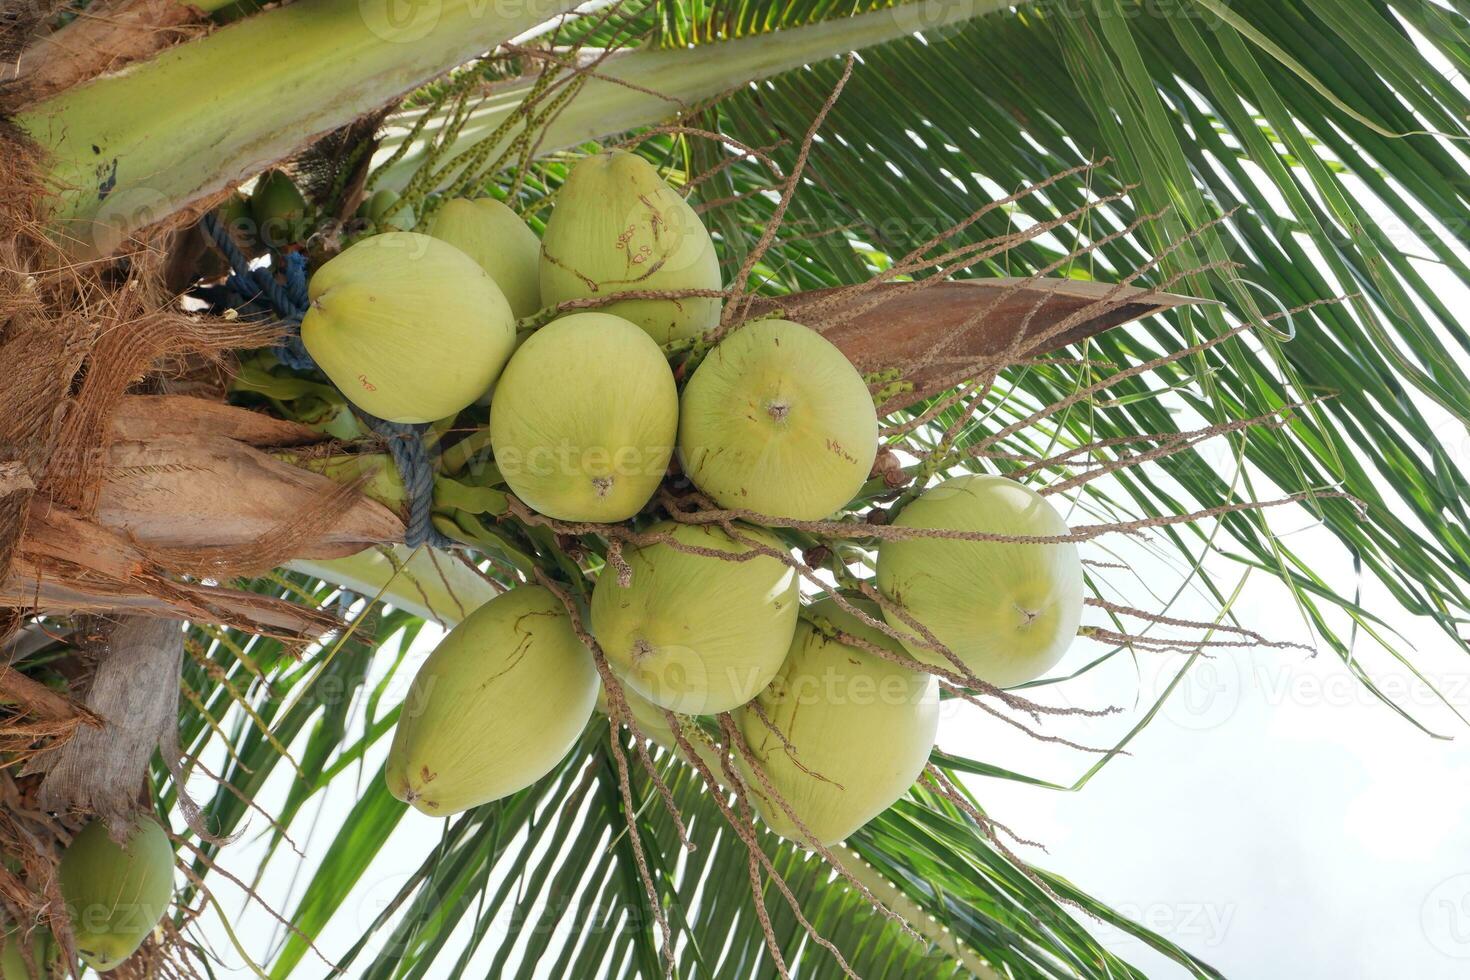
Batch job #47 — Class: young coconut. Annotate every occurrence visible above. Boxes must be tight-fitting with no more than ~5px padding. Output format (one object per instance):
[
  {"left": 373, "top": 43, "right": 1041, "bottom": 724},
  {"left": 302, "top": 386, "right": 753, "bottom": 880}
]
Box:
[
  {"left": 428, "top": 197, "right": 542, "bottom": 319},
  {"left": 1, "top": 928, "right": 52, "bottom": 980},
  {"left": 877, "top": 474, "right": 1084, "bottom": 687},
  {"left": 215, "top": 191, "right": 257, "bottom": 250},
  {"left": 596, "top": 680, "right": 680, "bottom": 751},
  {"left": 736, "top": 595, "right": 939, "bottom": 846},
  {"left": 489, "top": 312, "right": 677, "bottom": 522},
  {"left": 301, "top": 232, "right": 516, "bottom": 423},
  {"left": 355, "top": 188, "right": 415, "bottom": 232},
  {"left": 250, "top": 168, "right": 309, "bottom": 246},
  {"left": 58, "top": 817, "right": 174, "bottom": 972},
  {"left": 590, "top": 521, "right": 799, "bottom": 715},
  {"left": 539, "top": 150, "right": 722, "bottom": 344},
  {"left": 678, "top": 318, "right": 878, "bottom": 520},
  {"left": 386, "top": 586, "right": 598, "bottom": 816}
]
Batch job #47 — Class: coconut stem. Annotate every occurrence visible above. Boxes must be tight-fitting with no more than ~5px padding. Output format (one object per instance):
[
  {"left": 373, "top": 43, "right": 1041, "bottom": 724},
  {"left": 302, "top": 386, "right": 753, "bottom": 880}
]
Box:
[
  {"left": 372, "top": 0, "right": 1014, "bottom": 193},
  {"left": 19, "top": 0, "right": 579, "bottom": 256}
]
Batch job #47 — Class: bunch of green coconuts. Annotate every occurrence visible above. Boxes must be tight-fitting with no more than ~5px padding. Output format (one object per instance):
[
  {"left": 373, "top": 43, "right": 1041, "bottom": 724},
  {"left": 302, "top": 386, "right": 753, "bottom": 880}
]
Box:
[
  {"left": 9, "top": 152, "right": 1088, "bottom": 978},
  {"left": 282, "top": 149, "right": 1086, "bottom": 847}
]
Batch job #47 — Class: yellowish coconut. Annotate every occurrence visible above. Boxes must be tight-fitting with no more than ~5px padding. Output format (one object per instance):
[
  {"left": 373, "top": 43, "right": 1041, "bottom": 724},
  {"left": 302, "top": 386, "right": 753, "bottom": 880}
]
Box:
[
  {"left": 590, "top": 521, "right": 799, "bottom": 714},
  {"left": 737, "top": 596, "right": 939, "bottom": 846},
  {"left": 356, "top": 188, "right": 415, "bottom": 232},
  {"left": 877, "top": 474, "right": 1083, "bottom": 687},
  {"left": 539, "top": 151, "right": 722, "bottom": 344},
  {"left": 596, "top": 681, "right": 682, "bottom": 752},
  {"left": 386, "top": 586, "right": 598, "bottom": 816},
  {"left": 301, "top": 232, "right": 516, "bottom": 423},
  {"left": 679, "top": 318, "right": 877, "bottom": 520},
  {"left": 428, "top": 197, "right": 542, "bottom": 319},
  {"left": 489, "top": 312, "right": 677, "bottom": 522},
  {"left": 58, "top": 817, "right": 174, "bottom": 972}
]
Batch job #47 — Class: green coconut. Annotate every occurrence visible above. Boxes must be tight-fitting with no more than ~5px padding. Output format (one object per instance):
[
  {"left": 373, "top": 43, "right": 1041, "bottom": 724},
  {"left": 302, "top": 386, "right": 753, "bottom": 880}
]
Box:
[
  {"left": 301, "top": 232, "right": 516, "bottom": 423},
  {"left": 1, "top": 928, "right": 52, "bottom": 980},
  {"left": 58, "top": 817, "right": 174, "bottom": 973},
  {"left": 595, "top": 681, "right": 731, "bottom": 782},
  {"left": 428, "top": 197, "right": 542, "bottom": 319},
  {"left": 736, "top": 596, "right": 939, "bottom": 846},
  {"left": 215, "top": 191, "right": 256, "bottom": 249},
  {"left": 678, "top": 318, "right": 878, "bottom": 520},
  {"left": 489, "top": 312, "right": 677, "bottom": 522},
  {"left": 590, "top": 521, "right": 799, "bottom": 714},
  {"left": 877, "top": 474, "right": 1084, "bottom": 687},
  {"left": 539, "top": 150, "right": 722, "bottom": 344},
  {"left": 250, "top": 168, "right": 309, "bottom": 246},
  {"left": 596, "top": 681, "right": 678, "bottom": 751},
  {"left": 386, "top": 585, "right": 599, "bottom": 816},
  {"left": 355, "top": 188, "right": 415, "bottom": 232}
]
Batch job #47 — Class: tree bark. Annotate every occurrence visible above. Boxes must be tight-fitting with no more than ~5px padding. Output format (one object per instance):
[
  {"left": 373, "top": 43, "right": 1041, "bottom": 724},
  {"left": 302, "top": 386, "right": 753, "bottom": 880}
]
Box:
[{"left": 31, "top": 616, "right": 184, "bottom": 823}]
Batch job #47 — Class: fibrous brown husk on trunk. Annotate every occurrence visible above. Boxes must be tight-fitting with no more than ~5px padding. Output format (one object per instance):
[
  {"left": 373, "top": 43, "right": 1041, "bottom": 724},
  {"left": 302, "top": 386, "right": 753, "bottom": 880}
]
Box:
[
  {"left": 0, "top": 121, "right": 393, "bottom": 642},
  {"left": 3, "top": 0, "right": 211, "bottom": 108}
]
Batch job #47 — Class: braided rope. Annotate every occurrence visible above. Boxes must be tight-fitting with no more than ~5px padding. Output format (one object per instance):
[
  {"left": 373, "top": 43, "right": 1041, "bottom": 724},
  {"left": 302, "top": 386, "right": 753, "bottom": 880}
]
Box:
[
  {"left": 360, "top": 415, "right": 448, "bottom": 550},
  {"left": 201, "top": 213, "right": 451, "bottom": 549}
]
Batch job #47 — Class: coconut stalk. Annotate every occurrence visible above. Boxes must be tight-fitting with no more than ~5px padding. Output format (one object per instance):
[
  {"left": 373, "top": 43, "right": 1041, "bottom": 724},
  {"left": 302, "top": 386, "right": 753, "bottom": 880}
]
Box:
[
  {"left": 16, "top": 0, "right": 578, "bottom": 256},
  {"left": 287, "top": 546, "right": 497, "bottom": 627},
  {"left": 372, "top": 0, "right": 1013, "bottom": 192},
  {"left": 16, "top": 0, "right": 1009, "bottom": 255}
]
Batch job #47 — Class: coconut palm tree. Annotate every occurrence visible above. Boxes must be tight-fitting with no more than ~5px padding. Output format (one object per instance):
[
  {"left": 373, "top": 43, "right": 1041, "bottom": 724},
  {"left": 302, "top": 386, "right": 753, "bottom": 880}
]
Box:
[{"left": 3, "top": 0, "right": 1469, "bottom": 976}]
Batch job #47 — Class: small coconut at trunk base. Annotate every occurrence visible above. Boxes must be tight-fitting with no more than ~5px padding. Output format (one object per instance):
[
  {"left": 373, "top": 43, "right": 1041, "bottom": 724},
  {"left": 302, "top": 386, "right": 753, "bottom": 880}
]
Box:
[
  {"left": 678, "top": 318, "right": 878, "bottom": 520},
  {"left": 386, "top": 585, "right": 599, "bottom": 816},
  {"left": 736, "top": 596, "right": 938, "bottom": 846},
  {"left": 301, "top": 231, "right": 516, "bottom": 424},
  {"left": 1, "top": 928, "right": 53, "bottom": 980},
  {"left": 539, "top": 150, "right": 722, "bottom": 344},
  {"left": 58, "top": 817, "right": 174, "bottom": 973},
  {"left": 590, "top": 521, "right": 799, "bottom": 715},
  {"left": 877, "top": 474, "right": 1084, "bottom": 687},
  {"left": 490, "top": 311, "right": 677, "bottom": 523}
]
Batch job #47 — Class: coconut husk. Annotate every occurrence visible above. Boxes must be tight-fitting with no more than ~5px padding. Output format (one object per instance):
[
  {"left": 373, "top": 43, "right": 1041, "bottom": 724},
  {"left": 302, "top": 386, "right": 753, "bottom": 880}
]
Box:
[
  {"left": 3, "top": 0, "right": 212, "bottom": 109},
  {"left": 745, "top": 278, "right": 1208, "bottom": 412},
  {"left": 0, "top": 120, "right": 393, "bottom": 645}
]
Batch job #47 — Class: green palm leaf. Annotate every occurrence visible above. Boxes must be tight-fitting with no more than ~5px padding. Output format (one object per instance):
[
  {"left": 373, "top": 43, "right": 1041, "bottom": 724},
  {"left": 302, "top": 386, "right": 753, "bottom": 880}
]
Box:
[{"left": 133, "top": 0, "right": 1470, "bottom": 976}]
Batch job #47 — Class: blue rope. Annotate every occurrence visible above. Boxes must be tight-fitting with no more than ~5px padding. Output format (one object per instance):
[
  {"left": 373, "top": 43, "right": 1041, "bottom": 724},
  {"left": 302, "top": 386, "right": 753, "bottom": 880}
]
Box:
[
  {"left": 363, "top": 416, "right": 446, "bottom": 551},
  {"left": 202, "top": 212, "right": 451, "bottom": 550}
]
